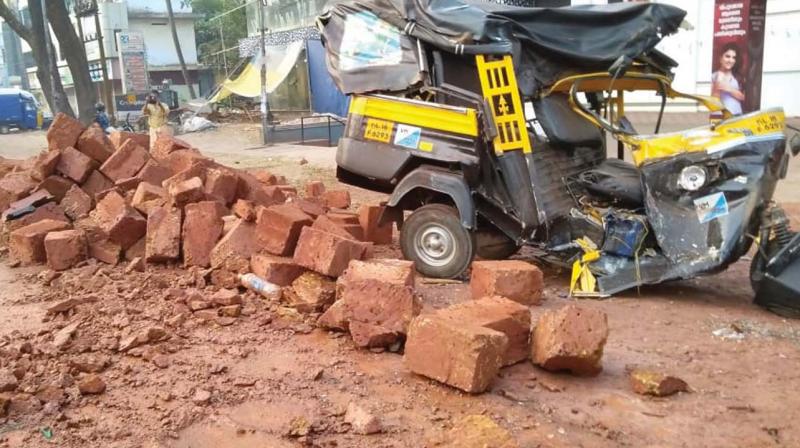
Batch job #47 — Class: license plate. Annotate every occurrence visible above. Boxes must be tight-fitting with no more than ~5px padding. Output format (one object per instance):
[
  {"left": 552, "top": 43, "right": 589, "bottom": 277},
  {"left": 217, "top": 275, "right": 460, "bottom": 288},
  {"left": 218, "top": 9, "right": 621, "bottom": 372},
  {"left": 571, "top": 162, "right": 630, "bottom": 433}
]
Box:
[{"left": 364, "top": 118, "right": 392, "bottom": 143}]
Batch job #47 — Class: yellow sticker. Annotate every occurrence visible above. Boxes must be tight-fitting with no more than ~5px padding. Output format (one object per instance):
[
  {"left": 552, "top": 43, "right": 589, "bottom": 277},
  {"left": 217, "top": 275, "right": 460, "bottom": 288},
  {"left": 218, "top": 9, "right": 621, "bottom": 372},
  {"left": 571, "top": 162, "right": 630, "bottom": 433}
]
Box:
[
  {"left": 418, "top": 141, "right": 433, "bottom": 152},
  {"left": 364, "top": 118, "right": 393, "bottom": 143}
]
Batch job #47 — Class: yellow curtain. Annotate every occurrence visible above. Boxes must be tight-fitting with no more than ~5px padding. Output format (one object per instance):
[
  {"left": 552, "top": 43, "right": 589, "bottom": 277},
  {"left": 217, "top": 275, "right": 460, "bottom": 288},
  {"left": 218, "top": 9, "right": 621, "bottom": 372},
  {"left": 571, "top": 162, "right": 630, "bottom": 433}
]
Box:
[{"left": 209, "top": 40, "right": 305, "bottom": 103}]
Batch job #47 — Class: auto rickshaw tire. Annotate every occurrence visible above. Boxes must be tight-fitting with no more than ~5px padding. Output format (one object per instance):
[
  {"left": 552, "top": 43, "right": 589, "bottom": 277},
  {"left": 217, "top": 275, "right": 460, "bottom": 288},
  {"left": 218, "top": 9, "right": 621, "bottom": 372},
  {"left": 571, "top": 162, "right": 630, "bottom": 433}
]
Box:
[
  {"left": 400, "top": 203, "right": 475, "bottom": 279},
  {"left": 475, "top": 229, "right": 520, "bottom": 260}
]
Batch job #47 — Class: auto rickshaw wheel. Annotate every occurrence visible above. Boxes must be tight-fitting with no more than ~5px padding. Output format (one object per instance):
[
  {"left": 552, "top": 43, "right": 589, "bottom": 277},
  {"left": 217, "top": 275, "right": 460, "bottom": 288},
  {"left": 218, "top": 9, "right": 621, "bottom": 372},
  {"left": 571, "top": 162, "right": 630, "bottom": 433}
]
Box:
[
  {"left": 476, "top": 228, "right": 520, "bottom": 260},
  {"left": 400, "top": 204, "right": 475, "bottom": 279}
]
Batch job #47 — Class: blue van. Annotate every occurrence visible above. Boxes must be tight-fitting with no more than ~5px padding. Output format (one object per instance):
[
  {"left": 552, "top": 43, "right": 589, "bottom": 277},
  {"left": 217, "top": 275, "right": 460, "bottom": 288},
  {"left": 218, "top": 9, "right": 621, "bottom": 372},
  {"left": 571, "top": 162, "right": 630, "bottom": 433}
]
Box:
[{"left": 0, "top": 88, "right": 43, "bottom": 134}]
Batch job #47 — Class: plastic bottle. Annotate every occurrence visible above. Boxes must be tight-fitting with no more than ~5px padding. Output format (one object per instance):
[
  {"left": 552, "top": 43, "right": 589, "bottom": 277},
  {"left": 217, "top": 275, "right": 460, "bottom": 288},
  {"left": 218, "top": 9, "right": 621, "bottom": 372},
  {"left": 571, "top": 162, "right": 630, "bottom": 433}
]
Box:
[{"left": 238, "top": 273, "right": 282, "bottom": 299}]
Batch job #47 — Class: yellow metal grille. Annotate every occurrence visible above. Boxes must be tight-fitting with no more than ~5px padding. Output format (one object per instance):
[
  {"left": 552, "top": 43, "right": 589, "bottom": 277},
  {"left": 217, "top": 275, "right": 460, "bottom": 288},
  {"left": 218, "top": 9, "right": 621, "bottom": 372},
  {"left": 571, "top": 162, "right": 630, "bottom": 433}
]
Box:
[{"left": 476, "top": 55, "right": 532, "bottom": 154}]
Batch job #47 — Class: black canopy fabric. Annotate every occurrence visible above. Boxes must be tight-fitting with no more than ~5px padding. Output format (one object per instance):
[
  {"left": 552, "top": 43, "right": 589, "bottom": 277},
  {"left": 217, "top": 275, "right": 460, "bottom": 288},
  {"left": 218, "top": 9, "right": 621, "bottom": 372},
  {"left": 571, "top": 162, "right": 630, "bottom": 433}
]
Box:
[{"left": 319, "top": 0, "right": 687, "bottom": 95}]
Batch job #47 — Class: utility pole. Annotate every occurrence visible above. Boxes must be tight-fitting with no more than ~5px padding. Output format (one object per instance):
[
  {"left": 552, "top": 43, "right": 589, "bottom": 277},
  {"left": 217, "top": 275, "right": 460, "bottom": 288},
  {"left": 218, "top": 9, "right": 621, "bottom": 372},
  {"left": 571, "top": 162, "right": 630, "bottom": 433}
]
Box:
[
  {"left": 93, "top": 1, "right": 114, "bottom": 116},
  {"left": 259, "top": 0, "right": 271, "bottom": 145}
]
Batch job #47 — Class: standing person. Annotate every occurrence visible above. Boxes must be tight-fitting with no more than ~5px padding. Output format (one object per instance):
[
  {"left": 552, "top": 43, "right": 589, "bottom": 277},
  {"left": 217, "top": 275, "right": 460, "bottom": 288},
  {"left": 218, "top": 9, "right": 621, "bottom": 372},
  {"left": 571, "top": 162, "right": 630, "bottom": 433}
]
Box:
[
  {"left": 141, "top": 89, "right": 171, "bottom": 149},
  {"left": 711, "top": 43, "right": 745, "bottom": 116}
]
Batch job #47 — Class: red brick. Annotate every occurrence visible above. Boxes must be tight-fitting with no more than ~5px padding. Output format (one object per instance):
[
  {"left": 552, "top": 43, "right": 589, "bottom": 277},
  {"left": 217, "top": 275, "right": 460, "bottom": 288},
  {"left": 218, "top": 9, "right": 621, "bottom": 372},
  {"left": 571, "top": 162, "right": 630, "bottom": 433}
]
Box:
[
  {"left": 531, "top": 305, "right": 608, "bottom": 376},
  {"left": 629, "top": 369, "right": 689, "bottom": 397},
  {"left": 99, "top": 139, "right": 150, "bottom": 182},
  {"left": 336, "top": 259, "right": 419, "bottom": 347},
  {"left": 76, "top": 125, "right": 114, "bottom": 163},
  {"left": 109, "top": 131, "right": 149, "bottom": 150},
  {"left": 275, "top": 175, "right": 288, "bottom": 185},
  {"left": 211, "top": 289, "right": 242, "bottom": 306},
  {"left": 183, "top": 201, "right": 226, "bottom": 267},
  {"left": 359, "top": 205, "right": 393, "bottom": 244},
  {"left": 56, "top": 147, "right": 96, "bottom": 183},
  {"left": 31, "top": 150, "right": 60, "bottom": 182},
  {"left": 252, "top": 169, "right": 277, "bottom": 185},
  {"left": 81, "top": 170, "right": 113, "bottom": 199},
  {"left": 250, "top": 254, "right": 307, "bottom": 286},
  {"left": 305, "top": 181, "right": 325, "bottom": 198},
  {"left": 0, "top": 173, "right": 36, "bottom": 212},
  {"left": 404, "top": 315, "right": 508, "bottom": 393},
  {"left": 135, "top": 160, "right": 172, "bottom": 187},
  {"left": 131, "top": 182, "right": 166, "bottom": 216},
  {"left": 161, "top": 149, "right": 207, "bottom": 174},
  {"left": 46, "top": 113, "right": 84, "bottom": 151},
  {"left": 283, "top": 272, "right": 336, "bottom": 313},
  {"left": 317, "top": 300, "right": 349, "bottom": 331},
  {"left": 312, "top": 215, "right": 362, "bottom": 241},
  {"left": 73, "top": 216, "right": 107, "bottom": 243},
  {"left": 293, "top": 227, "right": 369, "bottom": 277},
  {"left": 89, "top": 239, "right": 121, "bottom": 265},
  {"left": 168, "top": 177, "right": 205, "bottom": 207},
  {"left": 323, "top": 190, "right": 351, "bottom": 209},
  {"left": 438, "top": 296, "right": 531, "bottom": 366},
  {"left": 232, "top": 199, "right": 256, "bottom": 221},
  {"left": 90, "top": 190, "right": 147, "bottom": 250},
  {"left": 44, "top": 230, "right": 88, "bottom": 271},
  {"left": 222, "top": 215, "right": 238, "bottom": 236},
  {"left": 292, "top": 198, "right": 327, "bottom": 218},
  {"left": 36, "top": 175, "right": 74, "bottom": 202},
  {"left": 145, "top": 206, "right": 182, "bottom": 262},
  {"left": 327, "top": 211, "right": 359, "bottom": 225},
  {"left": 470, "top": 260, "right": 544, "bottom": 305},
  {"left": 237, "top": 171, "right": 285, "bottom": 207},
  {"left": 204, "top": 168, "right": 238, "bottom": 205},
  {"left": 61, "top": 185, "right": 93, "bottom": 220},
  {"left": 114, "top": 176, "right": 141, "bottom": 192},
  {"left": 9, "top": 219, "right": 72, "bottom": 264},
  {"left": 162, "top": 161, "right": 209, "bottom": 191},
  {"left": 151, "top": 135, "right": 193, "bottom": 161},
  {"left": 255, "top": 204, "right": 313, "bottom": 256},
  {"left": 209, "top": 219, "right": 263, "bottom": 268},
  {"left": 2, "top": 203, "right": 69, "bottom": 236}
]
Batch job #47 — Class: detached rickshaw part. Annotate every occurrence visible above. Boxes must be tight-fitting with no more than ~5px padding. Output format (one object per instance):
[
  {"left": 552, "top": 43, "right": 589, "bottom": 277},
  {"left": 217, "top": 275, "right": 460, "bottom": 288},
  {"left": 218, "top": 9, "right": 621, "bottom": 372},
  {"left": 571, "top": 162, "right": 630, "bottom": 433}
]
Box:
[
  {"left": 475, "top": 229, "right": 520, "bottom": 260},
  {"left": 400, "top": 204, "right": 475, "bottom": 279},
  {"left": 569, "top": 238, "right": 604, "bottom": 298},
  {"left": 753, "top": 232, "right": 800, "bottom": 319}
]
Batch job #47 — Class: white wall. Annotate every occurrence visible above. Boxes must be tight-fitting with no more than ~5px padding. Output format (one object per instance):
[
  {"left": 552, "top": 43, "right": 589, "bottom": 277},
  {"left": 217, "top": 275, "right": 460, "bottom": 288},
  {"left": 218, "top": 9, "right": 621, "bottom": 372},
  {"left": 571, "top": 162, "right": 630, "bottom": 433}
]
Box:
[
  {"left": 128, "top": 17, "right": 198, "bottom": 67},
  {"left": 126, "top": 0, "right": 192, "bottom": 14}
]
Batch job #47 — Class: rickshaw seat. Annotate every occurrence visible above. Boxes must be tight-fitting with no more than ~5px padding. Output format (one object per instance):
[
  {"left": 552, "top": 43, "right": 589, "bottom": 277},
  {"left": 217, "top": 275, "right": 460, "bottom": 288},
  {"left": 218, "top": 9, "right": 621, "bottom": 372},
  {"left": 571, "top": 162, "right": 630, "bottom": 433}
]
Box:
[{"left": 533, "top": 94, "right": 603, "bottom": 149}]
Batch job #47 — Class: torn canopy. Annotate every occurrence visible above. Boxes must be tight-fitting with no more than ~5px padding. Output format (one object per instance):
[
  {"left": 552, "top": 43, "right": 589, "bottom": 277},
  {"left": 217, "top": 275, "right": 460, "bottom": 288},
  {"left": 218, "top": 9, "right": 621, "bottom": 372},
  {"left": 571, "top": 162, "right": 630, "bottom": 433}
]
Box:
[
  {"left": 318, "top": 0, "right": 687, "bottom": 95},
  {"left": 209, "top": 41, "right": 305, "bottom": 102}
]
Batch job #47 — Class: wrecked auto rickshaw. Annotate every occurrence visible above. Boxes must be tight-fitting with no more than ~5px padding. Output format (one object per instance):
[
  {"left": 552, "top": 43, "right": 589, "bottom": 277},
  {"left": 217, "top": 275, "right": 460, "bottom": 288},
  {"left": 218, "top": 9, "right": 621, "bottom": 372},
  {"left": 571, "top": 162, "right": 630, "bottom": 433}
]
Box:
[{"left": 319, "top": 1, "right": 800, "bottom": 316}]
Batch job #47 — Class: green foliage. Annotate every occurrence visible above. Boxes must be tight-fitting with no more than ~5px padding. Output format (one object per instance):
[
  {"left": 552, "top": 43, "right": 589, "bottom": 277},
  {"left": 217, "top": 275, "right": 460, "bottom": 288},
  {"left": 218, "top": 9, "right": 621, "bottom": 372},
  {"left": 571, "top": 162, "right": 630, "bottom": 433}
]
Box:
[{"left": 183, "top": 0, "right": 248, "bottom": 77}]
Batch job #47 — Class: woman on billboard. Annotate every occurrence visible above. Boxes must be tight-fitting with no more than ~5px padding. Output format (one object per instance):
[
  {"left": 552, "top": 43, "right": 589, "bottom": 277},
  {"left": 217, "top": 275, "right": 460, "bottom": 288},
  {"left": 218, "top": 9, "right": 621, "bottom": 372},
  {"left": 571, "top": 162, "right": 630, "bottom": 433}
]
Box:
[{"left": 711, "top": 43, "right": 746, "bottom": 115}]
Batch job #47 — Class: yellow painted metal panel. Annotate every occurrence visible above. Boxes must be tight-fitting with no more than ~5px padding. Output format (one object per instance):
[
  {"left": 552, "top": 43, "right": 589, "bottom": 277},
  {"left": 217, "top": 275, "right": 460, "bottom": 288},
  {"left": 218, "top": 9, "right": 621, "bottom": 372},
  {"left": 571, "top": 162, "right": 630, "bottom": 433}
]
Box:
[
  {"left": 475, "top": 55, "right": 532, "bottom": 154},
  {"left": 349, "top": 95, "right": 478, "bottom": 137}
]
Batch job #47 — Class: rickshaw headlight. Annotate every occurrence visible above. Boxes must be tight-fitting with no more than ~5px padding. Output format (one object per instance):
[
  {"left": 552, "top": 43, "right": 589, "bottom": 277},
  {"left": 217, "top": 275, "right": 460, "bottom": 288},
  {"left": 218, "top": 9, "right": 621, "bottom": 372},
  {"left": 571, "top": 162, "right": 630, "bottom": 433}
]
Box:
[{"left": 678, "top": 165, "right": 707, "bottom": 191}]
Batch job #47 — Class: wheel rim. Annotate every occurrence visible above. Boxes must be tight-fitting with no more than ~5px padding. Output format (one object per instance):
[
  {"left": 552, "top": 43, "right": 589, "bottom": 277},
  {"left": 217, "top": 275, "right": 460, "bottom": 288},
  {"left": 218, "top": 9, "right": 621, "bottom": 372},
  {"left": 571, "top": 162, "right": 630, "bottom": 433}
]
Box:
[{"left": 415, "top": 224, "right": 457, "bottom": 267}]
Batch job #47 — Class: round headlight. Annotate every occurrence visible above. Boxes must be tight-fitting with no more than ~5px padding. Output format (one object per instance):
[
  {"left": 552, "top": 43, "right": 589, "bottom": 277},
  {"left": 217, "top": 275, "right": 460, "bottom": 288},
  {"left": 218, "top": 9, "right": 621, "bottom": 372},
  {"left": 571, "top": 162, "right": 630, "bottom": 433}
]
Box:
[{"left": 678, "top": 165, "right": 707, "bottom": 191}]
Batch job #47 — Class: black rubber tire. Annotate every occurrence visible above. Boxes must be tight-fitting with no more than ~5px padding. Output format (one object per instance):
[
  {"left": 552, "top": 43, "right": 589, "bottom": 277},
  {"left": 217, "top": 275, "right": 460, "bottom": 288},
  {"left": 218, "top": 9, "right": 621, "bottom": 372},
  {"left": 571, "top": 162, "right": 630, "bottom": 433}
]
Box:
[
  {"left": 400, "top": 204, "right": 475, "bottom": 279},
  {"left": 475, "top": 228, "right": 520, "bottom": 260}
]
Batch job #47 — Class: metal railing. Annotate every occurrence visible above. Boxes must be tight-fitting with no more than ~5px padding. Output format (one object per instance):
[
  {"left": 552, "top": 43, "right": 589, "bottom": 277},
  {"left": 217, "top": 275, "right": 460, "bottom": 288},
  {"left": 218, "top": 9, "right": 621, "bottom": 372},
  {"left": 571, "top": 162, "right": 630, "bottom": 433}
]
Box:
[{"left": 299, "top": 114, "right": 346, "bottom": 146}]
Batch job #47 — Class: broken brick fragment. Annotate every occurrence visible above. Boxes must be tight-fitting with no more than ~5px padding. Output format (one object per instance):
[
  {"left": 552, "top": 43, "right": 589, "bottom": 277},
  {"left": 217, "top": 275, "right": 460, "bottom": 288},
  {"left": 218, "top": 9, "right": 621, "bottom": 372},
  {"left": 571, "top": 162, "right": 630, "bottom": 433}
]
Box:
[
  {"left": 250, "top": 254, "right": 307, "bottom": 286},
  {"left": 359, "top": 205, "right": 393, "bottom": 244},
  {"left": 531, "top": 305, "right": 608, "bottom": 376}
]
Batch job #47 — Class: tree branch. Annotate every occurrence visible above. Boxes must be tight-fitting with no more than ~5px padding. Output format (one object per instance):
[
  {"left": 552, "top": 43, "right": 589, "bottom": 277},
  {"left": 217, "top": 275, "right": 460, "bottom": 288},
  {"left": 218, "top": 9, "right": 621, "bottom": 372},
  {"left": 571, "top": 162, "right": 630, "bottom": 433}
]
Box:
[{"left": 0, "top": 0, "right": 32, "bottom": 43}]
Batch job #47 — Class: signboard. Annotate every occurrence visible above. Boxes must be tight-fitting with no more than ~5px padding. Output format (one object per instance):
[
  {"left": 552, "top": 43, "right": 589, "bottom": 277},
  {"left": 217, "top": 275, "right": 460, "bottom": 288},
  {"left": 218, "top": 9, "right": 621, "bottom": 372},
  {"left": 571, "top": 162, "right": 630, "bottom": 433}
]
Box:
[
  {"left": 115, "top": 93, "right": 148, "bottom": 113},
  {"left": 711, "top": 0, "right": 767, "bottom": 116},
  {"left": 116, "top": 31, "right": 149, "bottom": 94}
]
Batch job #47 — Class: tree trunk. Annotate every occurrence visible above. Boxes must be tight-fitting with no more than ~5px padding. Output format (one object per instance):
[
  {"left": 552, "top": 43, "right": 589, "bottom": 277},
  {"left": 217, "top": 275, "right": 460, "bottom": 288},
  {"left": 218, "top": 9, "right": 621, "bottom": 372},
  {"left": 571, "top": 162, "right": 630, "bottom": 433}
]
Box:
[
  {"left": 28, "top": 0, "right": 74, "bottom": 117},
  {"left": 0, "top": 0, "right": 75, "bottom": 117},
  {"left": 166, "top": 0, "right": 196, "bottom": 99},
  {"left": 46, "top": 0, "right": 97, "bottom": 124}
]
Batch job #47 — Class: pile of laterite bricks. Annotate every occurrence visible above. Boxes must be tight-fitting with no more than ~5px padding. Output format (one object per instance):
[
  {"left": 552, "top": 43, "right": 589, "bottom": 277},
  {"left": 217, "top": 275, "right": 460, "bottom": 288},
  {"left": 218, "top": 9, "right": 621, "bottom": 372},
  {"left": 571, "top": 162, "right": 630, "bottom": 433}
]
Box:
[{"left": 0, "top": 113, "right": 390, "bottom": 278}]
